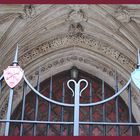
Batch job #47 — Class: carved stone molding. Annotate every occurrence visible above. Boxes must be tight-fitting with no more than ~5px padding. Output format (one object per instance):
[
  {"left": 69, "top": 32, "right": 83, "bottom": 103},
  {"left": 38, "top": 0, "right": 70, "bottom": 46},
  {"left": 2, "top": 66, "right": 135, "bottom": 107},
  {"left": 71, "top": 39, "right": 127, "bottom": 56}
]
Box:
[
  {"left": 26, "top": 55, "right": 126, "bottom": 86},
  {"left": 18, "top": 33, "right": 136, "bottom": 72}
]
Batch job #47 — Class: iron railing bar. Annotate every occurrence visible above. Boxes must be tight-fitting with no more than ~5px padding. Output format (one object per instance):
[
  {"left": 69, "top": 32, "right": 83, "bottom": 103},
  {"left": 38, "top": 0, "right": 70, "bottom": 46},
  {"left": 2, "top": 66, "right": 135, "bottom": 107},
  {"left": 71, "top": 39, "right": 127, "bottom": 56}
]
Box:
[
  {"left": 0, "top": 74, "right": 4, "bottom": 81},
  {"left": 33, "top": 73, "right": 40, "bottom": 136},
  {"left": 115, "top": 71, "right": 120, "bottom": 136},
  {"left": 0, "top": 79, "right": 2, "bottom": 95},
  {"left": 1, "top": 119, "right": 140, "bottom": 125},
  {"left": 4, "top": 120, "right": 74, "bottom": 124},
  {"left": 24, "top": 75, "right": 131, "bottom": 107},
  {"left": 73, "top": 81, "right": 80, "bottom": 136},
  {"left": 80, "top": 78, "right": 131, "bottom": 106},
  {"left": 0, "top": 76, "right": 4, "bottom": 120},
  {"left": 46, "top": 77, "right": 52, "bottom": 136},
  {"left": 102, "top": 80, "right": 106, "bottom": 136},
  {"left": 80, "top": 122, "right": 140, "bottom": 125},
  {"left": 33, "top": 95, "right": 39, "bottom": 136},
  {"left": 60, "top": 82, "right": 65, "bottom": 136},
  {"left": 4, "top": 88, "right": 14, "bottom": 136},
  {"left": 24, "top": 75, "right": 74, "bottom": 107},
  {"left": 89, "top": 82, "right": 93, "bottom": 136},
  {"left": 20, "top": 81, "right": 27, "bottom": 136},
  {"left": 128, "top": 84, "right": 133, "bottom": 135},
  {"left": 0, "top": 80, "right": 2, "bottom": 119},
  {"left": 115, "top": 91, "right": 120, "bottom": 136}
]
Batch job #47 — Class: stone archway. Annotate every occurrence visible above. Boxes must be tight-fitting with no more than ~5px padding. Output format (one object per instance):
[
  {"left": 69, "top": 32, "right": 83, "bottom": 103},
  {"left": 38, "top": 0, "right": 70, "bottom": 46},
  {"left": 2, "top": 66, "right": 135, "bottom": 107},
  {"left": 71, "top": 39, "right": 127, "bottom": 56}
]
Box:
[
  {"left": 0, "top": 46, "right": 140, "bottom": 135},
  {"left": 0, "top": 4, "right": 140, "bottom": 136}
]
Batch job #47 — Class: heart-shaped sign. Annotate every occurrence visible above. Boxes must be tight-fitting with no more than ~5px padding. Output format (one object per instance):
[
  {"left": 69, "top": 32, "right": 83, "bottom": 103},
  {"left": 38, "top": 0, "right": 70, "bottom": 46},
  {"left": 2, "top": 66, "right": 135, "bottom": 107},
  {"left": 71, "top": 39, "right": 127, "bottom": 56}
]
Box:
[
  {"left": 4, "top": 66, "right": 24, "bottom": 88},
  {"left": 131, "top": 69, "right": 140, "bottom": 89}
]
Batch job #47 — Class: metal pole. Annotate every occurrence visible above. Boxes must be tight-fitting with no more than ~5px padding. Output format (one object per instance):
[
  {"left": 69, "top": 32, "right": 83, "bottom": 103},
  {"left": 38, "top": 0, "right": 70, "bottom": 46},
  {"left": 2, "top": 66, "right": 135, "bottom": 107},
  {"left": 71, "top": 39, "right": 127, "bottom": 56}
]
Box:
[
  {"left": 46, "top": 76, "right": 52, "bottom": 135},
  {"left": 115, "top": 71, "right": 120, "bottom": 136},
  {"left": 5, "top": 45, "right": 19, "bottom": 136},
  {"left": 102, "top": 80, "right": 106, "bottom": 136},
  {"left": 20, "top": 82, "right": 27, "bottom": 136},
  {"left": 89, "top": 82, "right": 93, "bottom": 135},
  {"left": 73, "top": 82, "right": 80, "bottom": 136},
  {"left": 60, "top": 82, "right": 65, "bottom": 135},
  {"left": 33, "top": 73, "right": 40, "bottom": 136},
  {"left": 4, "top": 88, "right": 14, "bottom": 136},
  {"left": 128, "top": 84, "right": 133, "bottom": 135},
  {"left": 67, "top": 79, "right": 88, "bottom": 136}
]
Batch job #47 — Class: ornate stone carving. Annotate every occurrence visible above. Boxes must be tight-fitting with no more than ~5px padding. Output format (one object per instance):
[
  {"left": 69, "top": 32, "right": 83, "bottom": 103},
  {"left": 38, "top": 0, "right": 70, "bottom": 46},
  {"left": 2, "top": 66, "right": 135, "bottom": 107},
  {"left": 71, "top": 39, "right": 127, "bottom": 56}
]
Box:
[
  {"left": 21, "top": 54, "right": 126, "bottom": 89},
  {"left": 20, "top": 5, "right": 36, "bottom": 19},
  {"left": 67, "top": 9, "right": 88, "bottom": 23},
  {"left": 114, "top": 6, "right": 130, "bottom": 23},
  {"left": 68, "top": 23, "right": 84, "bottom": 34},
  {"left": 18, "top": 34, "right": 136, "bottom": 71}
]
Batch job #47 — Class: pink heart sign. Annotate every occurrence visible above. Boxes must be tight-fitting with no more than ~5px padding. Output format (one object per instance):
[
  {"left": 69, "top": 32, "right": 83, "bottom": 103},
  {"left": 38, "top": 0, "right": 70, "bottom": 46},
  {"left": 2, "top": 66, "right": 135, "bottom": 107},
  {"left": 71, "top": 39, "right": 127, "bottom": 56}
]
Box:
[{"left": 4, "top": 66, "right": 24, "bottom": 88}]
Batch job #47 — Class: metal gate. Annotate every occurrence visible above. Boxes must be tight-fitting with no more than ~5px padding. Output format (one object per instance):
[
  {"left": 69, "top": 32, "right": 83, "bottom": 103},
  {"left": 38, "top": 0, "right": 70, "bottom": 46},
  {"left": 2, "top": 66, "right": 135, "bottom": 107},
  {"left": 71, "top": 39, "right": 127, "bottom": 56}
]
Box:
[{"left": 0, "top": 46, "right": 140, "bottom": 136}]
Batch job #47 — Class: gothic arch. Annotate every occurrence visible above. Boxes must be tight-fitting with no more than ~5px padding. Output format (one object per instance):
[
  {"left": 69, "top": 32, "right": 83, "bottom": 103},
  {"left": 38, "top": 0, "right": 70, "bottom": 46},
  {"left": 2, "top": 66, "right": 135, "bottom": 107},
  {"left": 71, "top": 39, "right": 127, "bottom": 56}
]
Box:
[
  {"left": 0, "top": 4, "right": 140, "bottom": 135},
  {"left": 0, "top": 46, "right": 140, "bottom": 135}
]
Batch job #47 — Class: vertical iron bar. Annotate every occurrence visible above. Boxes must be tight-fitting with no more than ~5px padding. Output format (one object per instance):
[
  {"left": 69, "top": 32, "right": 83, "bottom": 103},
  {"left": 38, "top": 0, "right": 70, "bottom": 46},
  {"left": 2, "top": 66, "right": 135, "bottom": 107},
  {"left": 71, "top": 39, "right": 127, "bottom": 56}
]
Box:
[
  {"left": 4, "top": 88, "right": 14, "bottom": 136},
  {"left": 46, "top": 76, "right": 52, "bottom": 136},
  {"left": 128, "top": 84, "right": 132, "bottom": 136},
  {"left": 0, "top": 79, "right": 2, "bottom": 95},
  {"left": 5, "top": 44, "right": 19, "bottom": 136},
  {"left": 115, "top": 71, "right": 120, "bottom": 136},
  {"left": 33, "top": 74, "right": 40, "bottom": 136},
  {"left": 89, "top": 82, "right": 93, "bottom": 136},
  {"left": 60, "top": 82, "right": 65, "bottom": 135},
  {"left": 0, "top": 79, "right": 2, "bottom": 119},
  {"left": 73, "top": 83, "right": 80, "bottom": 136},
  {"left": 20, "top": 82, "right": 27, "bottom": 136},
  {"left": 102, "top": 80, "right": 106, "bottom": 136}
]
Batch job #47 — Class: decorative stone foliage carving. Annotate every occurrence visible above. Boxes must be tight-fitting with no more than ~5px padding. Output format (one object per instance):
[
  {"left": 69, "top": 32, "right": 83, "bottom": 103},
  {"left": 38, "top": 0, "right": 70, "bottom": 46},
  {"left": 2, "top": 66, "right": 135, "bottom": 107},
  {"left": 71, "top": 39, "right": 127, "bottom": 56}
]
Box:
[
  {"left": 68, "top": 23, "right": 84, "bottom": 34},
  {"left": 114, "top": 6, "right": 130, "bottom": 23},
  {"left": 67, "top": 9, "right": 88, "bottom": 23},
  {"left": 19, "top": 33, "right": 136, "bottom": 71},
  {"left": 20, "top": 5, "right": 36, "bottom": 19}
]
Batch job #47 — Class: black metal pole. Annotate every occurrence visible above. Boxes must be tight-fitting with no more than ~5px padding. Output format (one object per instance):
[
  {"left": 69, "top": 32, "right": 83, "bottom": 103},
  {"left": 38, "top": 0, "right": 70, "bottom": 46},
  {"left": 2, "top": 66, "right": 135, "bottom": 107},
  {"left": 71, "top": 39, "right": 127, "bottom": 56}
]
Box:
[
  {"left": 4, "top": 88, "right": 14, "bottom": 136},
  {"left": 33, "top": 74, "right": 40, "bottom": 136},
  {"left": 46, "top": 77, "right": 52, "bottom": 135},
  {"left": 20, "top": 82, "right": 27, "bottom": 136},
  {"left": 0, "top": 79, "right": 2, "bottom": 95},
  {"left": 89, "top": 82, "right": 93, "bottom": 136},
  {"left": 128, "top": 84, "right": 132, "bottom": 136},
  {"left": 102, "top": 80, "right": 106, "bottom": 136},
  {"left": 115, "top": 71, "right": 120, "bottom": 136},
  {"left": 60, "top": 82, "right": 65, "bottom": 135},
  {"left": 5, "top": 45, "right": 19, "bottom": 136}
]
